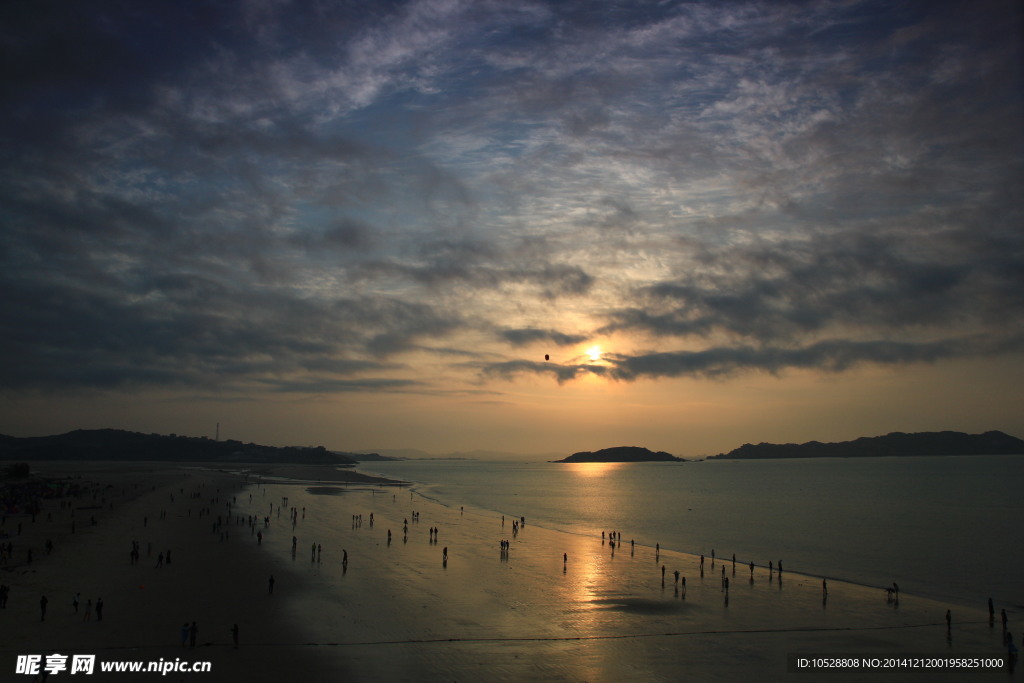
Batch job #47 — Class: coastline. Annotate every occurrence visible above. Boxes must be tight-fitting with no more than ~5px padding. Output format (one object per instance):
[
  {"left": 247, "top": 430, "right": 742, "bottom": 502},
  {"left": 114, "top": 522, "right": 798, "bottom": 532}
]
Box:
[
  {"left": 3, "top": 461, "right": 1017, "bottom": 681},
  {"left": 365, "top": 456, "right": 1024, "bottom": 612},
  {"left": 238, "top": 470, "right": 1015, "bottom": 681}
]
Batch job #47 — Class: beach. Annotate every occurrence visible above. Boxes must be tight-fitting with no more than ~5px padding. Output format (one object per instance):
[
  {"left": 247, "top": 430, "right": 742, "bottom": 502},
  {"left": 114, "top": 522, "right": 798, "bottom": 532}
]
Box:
[
  {"left": 2, "top": 462, "right": 1017, "bottom": 681},
  {"left": 1, "top": 462, "right": 347, "bottom": 681}
]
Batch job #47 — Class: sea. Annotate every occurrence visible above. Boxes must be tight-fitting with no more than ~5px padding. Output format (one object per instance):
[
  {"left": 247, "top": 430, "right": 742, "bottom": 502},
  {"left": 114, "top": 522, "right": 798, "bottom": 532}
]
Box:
[{"left": 364, "top": 455, "right": 1023, "bottom": 611}]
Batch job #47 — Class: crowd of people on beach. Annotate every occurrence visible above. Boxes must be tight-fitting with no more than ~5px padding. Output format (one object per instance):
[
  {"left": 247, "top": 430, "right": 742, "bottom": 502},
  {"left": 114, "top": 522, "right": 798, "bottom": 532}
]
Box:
[
  {"left": 245, "top": 482, "right": 1022, "bottom": 659},
  {"left": 6, "top": 470, "right": 1019, "bottom": 670}
]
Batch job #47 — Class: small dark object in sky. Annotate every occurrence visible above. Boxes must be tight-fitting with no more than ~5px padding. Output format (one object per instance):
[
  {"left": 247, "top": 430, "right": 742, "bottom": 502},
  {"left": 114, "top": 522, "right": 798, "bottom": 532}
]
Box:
[{"left": 544, "top": 354, "right": 549, "bottom": 361}]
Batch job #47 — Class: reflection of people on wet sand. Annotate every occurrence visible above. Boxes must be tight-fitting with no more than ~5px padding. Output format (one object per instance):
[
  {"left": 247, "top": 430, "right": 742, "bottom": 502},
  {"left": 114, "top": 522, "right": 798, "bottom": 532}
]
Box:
[{"left": 268, "top": 575, "right": 275, "bottom": 594}]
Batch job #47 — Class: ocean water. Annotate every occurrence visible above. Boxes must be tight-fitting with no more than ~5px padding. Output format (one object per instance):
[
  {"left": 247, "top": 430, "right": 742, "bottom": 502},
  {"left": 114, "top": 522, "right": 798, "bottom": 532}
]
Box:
[{"left": 365, "top": 455, "right": 1023, "bottom": 610}]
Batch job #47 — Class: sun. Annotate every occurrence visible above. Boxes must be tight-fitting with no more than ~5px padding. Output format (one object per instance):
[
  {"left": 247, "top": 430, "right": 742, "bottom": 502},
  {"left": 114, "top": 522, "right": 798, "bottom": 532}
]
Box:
[{"left": 586, "top": 345, "right": 602, "bottom": 362}]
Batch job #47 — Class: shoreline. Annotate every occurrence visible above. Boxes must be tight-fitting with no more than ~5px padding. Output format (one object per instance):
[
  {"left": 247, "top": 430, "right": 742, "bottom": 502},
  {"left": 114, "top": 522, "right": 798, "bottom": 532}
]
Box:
[
  {"left": 236, "top": 473, "right": 1015, "bottom": 681},
  {"left": 364, "top": 457, "right": 1024, "bottom": 613},
  {"left": 3, "top": 461, "right": 1018, "bottom": 681}
]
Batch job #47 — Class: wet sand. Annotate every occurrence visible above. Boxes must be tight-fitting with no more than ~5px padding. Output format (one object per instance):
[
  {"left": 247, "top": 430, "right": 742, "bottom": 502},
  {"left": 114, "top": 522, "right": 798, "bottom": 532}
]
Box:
[
  {"left": 2, "top": 462, "right": 1017, "bottom": 681},
  {"left": 245, "top": 477, "right": 1017, "bottom": 681}
]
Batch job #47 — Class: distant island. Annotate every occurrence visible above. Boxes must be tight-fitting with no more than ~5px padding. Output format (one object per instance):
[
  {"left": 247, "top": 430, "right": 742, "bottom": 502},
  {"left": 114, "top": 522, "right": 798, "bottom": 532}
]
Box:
[
  {"left": 552, "top": 446, "right": 682, "bottom": 463},
  {"left": 339, "top": 451, "right": 400, "bottom": 462},
  {"left": 0, "top": 429, "right": 373, "bottom": 465},
  {"left": 709, "top": 430, "right": 1024, "bottom": 460}
]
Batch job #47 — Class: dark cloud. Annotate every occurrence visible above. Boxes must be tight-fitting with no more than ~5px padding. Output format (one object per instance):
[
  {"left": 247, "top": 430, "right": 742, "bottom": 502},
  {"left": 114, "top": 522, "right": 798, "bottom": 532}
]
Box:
[
  {"left": 358, "top": 238, "right": 595, "bottom": 298},
  {"left": 0, "top": 263, "right": 461, "bottom": 392},
  {"left": 605, "top": 338, "right": 979, "bottom": 381},
  {"left": 499, "top": 328, "right": 589, "bottom": 347},
  {"left": 482, "top": 359, "right": 607, "bottom": 385},
  {"left": 603, "top": 211, "right": 1024, "bottom": 348},
  {"left": 287, "top": 218, "right": 377, "bottom": 252}
]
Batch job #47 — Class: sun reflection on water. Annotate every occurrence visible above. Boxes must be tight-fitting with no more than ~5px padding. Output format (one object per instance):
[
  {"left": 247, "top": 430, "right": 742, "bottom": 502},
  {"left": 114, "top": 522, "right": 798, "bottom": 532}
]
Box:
[{"left": 565, "top": 461, "right": 624, "bottom": 478}]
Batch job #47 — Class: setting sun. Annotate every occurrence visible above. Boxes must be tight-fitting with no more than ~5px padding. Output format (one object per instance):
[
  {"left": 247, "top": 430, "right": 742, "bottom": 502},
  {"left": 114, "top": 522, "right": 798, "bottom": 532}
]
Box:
[{"left": 586, "top": 345, "right": 602, "bottom": 362}]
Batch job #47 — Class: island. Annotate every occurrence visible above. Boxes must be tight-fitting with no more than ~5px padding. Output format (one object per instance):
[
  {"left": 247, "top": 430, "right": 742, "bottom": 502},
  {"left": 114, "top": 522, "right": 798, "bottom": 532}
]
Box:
[
  {"left": 552, "top": 446, "right": 683, "bottom": 463},
  {"left": 709, "top": 430, "right": 1024, "bottom": 460}
]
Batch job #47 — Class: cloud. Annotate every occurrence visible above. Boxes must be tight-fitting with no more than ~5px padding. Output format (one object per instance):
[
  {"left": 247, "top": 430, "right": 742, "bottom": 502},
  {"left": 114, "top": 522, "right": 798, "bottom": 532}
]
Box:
[
  {"left": 357, "top": 238, "right": 596, "bottom": 298},
  {"left": 0, "top": 263, "right": 463, "bottom": 392},
  {"left": 602, "top": 215, "right": 1024, "bottom": 346},
  {"left": 605, "top": 338, "right": 979, "bottom": 381},
  {"left": 481, "top": 359, "right": 607, "bottom": 385},
  {"left": 499, "top": 328, "right": 589, "bottom": 347}
]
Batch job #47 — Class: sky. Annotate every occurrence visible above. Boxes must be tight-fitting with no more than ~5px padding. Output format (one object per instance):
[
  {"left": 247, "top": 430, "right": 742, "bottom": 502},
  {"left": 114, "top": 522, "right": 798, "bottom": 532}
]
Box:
[{"left": 1, "top": 0, "right": 1022, "bottom": 457}]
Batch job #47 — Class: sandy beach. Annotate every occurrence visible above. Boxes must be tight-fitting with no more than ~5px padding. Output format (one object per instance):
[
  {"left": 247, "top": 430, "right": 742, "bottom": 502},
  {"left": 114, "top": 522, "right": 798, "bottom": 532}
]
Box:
[
  {"left": 2, "top": 462, "right": 1018, "bottom": 682},
  {"left": 1, "top": 462, "right": 351, "bottom": 681}
]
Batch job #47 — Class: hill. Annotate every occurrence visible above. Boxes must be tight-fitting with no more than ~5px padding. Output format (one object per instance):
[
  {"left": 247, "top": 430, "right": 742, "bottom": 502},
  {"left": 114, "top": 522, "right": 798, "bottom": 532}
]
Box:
[
  {"left": 340, "top": 451, "right": 399, "bottom": 462},
  {"left": 0, "top": 429, "right": 357, "bottom": 465},
  {"left": 710, "top": 430, "right": 1024, "bottom": 460},
  {"left": 552, "top": 446, "right": 682, "bottom": 463}
]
